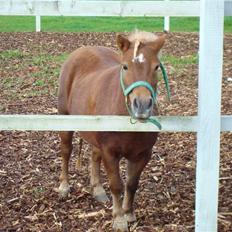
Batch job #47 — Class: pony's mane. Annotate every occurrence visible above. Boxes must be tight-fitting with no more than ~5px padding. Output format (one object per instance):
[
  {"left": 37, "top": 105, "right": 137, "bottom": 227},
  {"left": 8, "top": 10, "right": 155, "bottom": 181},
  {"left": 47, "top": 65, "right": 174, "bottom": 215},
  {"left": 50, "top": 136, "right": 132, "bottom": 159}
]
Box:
[
  {"left": 128, "top": 30, "right": 158, "bottom": 43},
  {"left": 127, "top": 30, "right": 158, "bottom": 61}
]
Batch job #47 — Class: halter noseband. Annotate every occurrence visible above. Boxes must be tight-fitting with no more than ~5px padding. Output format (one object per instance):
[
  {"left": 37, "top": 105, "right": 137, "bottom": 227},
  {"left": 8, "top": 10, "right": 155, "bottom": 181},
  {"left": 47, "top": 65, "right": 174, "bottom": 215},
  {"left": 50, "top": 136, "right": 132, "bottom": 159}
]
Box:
[{"left": 120, "top": 62, "right": 170, "bottom": 130}]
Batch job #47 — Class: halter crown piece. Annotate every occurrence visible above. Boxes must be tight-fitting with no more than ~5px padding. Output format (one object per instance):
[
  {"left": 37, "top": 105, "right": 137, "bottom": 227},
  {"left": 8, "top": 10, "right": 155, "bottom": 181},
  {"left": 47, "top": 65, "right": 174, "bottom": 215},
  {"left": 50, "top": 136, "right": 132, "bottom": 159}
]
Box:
[{"left": 120, "top": 62, "right": 170, "bottom": 130}]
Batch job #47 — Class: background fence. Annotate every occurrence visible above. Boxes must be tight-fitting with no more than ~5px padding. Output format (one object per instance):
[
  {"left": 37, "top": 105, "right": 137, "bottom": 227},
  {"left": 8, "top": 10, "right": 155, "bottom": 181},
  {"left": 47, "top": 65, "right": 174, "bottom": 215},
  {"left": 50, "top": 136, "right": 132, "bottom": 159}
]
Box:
[{"left": 0, "top": 0, "right": 232, "bottom": 231}]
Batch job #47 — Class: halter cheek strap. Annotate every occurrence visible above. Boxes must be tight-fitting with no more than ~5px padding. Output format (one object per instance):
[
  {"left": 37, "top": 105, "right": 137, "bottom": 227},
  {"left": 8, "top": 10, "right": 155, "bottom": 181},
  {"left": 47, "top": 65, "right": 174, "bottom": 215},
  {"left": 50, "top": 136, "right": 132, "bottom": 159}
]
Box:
[
  {"left": 160, "top": 62, "right": 171, "bottom": 101},
  {"left": 120, "top": 62, "right": 170, "bottom": 130}
]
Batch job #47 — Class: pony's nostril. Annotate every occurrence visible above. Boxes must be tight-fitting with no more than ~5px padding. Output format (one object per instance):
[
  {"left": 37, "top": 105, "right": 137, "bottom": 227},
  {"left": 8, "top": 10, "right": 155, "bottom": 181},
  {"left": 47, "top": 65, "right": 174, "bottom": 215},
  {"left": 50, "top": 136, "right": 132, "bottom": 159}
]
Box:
[
  {"left": 148, "top": 98, "right": 153, "bottom": 108},
  {"left": 134, "top": 98, "right": 139, "bottom": 109}
]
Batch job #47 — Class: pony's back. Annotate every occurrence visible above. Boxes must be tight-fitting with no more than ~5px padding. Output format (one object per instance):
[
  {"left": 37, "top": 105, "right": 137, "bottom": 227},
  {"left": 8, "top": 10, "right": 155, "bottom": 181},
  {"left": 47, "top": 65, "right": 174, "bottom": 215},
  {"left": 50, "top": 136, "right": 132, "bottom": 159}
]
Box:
[{"left": 58, "top": 46, "right": 120, "bottom": 115}]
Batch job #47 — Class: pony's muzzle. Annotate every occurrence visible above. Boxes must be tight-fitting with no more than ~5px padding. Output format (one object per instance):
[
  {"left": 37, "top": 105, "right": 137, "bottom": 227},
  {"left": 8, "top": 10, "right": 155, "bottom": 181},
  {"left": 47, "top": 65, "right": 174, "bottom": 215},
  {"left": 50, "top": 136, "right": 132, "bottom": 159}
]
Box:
[{"left": 131, "top": 96, "right": 154, "bottom": 120}]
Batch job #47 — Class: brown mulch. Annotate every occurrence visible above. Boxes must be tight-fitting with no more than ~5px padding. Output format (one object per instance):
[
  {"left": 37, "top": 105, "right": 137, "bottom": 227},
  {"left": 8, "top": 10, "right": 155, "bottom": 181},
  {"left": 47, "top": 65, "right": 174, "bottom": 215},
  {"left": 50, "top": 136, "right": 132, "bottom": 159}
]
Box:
[{"left": 0, "top": 32, "right": 231, "bottom": 232}]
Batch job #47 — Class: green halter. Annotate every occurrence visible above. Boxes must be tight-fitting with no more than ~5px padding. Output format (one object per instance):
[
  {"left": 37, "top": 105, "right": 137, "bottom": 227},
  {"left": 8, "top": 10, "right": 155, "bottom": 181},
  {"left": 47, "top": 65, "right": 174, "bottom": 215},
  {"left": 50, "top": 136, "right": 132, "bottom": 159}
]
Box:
[{"left": 120, "top": 62, "right": 170, "bottom": 130}]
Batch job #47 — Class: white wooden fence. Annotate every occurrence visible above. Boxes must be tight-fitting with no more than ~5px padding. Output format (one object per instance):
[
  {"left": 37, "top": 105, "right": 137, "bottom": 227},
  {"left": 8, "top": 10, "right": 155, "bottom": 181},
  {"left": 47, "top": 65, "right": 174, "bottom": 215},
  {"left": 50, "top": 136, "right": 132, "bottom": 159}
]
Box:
[{"left": 0, "top": 1, "right": 232, "bottom": 231}]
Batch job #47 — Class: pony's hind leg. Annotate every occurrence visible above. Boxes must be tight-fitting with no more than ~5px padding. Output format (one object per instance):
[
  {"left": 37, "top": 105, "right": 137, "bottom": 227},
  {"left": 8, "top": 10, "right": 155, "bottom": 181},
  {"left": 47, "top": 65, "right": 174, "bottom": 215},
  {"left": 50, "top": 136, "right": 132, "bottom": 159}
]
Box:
[
  {"left": 90, "top": 146, "right": 109, "bottom": 203},
  {"left": 57, "top": 131, "right": 73, "bottom": 198},
  {"left": 122, "top": 149, "right": 152, "bottom": 223}
]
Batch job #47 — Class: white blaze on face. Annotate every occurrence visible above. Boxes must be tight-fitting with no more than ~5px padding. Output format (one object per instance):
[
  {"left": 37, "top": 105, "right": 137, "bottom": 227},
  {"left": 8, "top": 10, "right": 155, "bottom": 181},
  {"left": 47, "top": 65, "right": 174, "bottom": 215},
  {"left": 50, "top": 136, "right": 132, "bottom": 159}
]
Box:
[
  {"left": 132, "top": 53, "right": 145, "bottom": 63},
  {"left": 132, "top": 40, "right": 145, "bottom": 63}
]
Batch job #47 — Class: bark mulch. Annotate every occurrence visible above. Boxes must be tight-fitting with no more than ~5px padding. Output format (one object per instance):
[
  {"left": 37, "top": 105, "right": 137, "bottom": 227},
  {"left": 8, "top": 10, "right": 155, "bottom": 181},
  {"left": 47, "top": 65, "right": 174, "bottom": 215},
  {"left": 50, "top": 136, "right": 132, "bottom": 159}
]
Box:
[{"left": 0, "top": 32, "right": 231, "bottom": 232}]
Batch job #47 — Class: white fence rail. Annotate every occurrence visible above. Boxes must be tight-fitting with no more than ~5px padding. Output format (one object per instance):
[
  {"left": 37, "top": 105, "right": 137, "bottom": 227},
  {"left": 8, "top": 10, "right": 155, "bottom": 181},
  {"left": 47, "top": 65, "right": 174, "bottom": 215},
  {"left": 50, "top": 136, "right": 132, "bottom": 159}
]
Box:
[
  {"left": 1, "top": 0, "right": 200, "bottom": 16},
  {"left": 1, "top": 0, "right": 232, "bottom": 17},
  {"left": 0, "top": 115, "right": 231, "bottom": 132},
  {"left": 0, "top": 0, "right": 232, "bottom": 231}
]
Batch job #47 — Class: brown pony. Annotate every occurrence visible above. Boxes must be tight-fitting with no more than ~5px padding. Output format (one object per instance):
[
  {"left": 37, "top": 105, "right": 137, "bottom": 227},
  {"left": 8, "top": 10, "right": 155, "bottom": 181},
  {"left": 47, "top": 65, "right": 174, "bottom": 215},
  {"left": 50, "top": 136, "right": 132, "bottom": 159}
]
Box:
[{"left": 57, "top": 30, "right": 166, "bottom": 231}]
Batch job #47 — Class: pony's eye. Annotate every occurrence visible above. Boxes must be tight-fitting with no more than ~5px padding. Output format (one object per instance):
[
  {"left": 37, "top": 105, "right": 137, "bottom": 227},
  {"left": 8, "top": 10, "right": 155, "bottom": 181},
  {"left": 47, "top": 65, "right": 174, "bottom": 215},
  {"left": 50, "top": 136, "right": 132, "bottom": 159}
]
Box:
[
  {"left": 123, "top": 64, "right": 128, "bottom": 70},
  {"left": 154, "top": 65, "right": 160, "bottom": 71}
]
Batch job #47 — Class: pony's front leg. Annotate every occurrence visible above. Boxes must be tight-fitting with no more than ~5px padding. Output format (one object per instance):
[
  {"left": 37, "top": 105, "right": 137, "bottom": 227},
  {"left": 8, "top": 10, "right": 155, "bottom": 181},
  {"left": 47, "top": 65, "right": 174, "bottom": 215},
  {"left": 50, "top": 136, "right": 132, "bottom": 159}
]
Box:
[
  {"left": 122, "top": 149, "right": 152, "bottom": 222},
  {"left": 102, "top": 150, "right": 128, "bottom": 232},
  {"left": 56, "top": 131, "right": 73, "bottom": 198},
  {"left": 90, "top": 146, "right": 109, "bottom": 203}
]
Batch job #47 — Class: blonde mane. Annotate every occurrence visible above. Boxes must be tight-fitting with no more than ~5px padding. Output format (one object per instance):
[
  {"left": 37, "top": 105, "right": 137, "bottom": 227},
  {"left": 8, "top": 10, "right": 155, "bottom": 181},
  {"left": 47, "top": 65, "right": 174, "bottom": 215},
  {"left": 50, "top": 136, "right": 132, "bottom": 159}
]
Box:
[
  {"left": 128, "top": 30, "right": 158, "bottom": 43},
  {"left": 128, "top": 30, "right": 158, "bottom": 61}
]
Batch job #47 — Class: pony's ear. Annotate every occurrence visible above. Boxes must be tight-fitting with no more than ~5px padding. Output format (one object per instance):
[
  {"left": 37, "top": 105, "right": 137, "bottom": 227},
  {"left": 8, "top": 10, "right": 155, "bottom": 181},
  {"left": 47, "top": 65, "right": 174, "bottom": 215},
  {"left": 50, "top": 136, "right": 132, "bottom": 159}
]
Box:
[
  {"left": 116, "top": 34, "right": 130, "bottom": 52},
  {"left": 147, "top": 34, "right": 166, "bottom": 53}
]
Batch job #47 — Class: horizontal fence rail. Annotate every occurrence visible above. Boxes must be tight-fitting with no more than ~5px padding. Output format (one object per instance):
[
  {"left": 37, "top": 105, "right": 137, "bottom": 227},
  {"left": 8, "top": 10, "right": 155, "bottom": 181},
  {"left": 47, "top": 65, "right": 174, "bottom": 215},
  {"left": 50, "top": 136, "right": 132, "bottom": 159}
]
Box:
[
  {"left": 0, "top": 0, "right": 232, "bottom": 17},
  {"left": 0, "top": 115, "right": 231, "bottom": 132}
]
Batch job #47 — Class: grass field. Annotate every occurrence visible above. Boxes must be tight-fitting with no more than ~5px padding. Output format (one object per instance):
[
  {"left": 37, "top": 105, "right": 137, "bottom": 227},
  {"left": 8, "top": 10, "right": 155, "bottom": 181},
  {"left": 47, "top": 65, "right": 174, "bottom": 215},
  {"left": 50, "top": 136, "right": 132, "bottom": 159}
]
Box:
[{"left": 0, "top": 16, "right": 231, "bottom": 32}]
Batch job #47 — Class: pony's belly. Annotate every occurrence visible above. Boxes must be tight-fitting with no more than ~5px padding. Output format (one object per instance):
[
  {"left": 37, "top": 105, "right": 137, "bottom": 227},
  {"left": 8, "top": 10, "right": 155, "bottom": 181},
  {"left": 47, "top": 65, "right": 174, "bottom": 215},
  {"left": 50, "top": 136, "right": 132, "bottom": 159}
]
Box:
[
  {"left": 79, "top": 132, "right": 100, "bottom": 149},
  {"left": 79, "top": 131, "right": 158, "bottom": 157}
]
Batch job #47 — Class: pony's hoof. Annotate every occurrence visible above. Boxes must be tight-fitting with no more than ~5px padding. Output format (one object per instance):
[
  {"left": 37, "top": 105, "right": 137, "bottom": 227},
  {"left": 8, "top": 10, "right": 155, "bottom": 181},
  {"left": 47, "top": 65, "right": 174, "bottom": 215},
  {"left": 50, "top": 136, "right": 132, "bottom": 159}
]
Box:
[
  {"left": 95, "top": 193, "right": 109, "bottom": 203},
  {"left": 54, "top": 183, "right": 70, "bottom": 199},
  {"left": 93, "top": 185, "right": 109, "bottom": 203},
  {"left": 113, "top": 216, "right": 128, "bottom": 232},
  {"left": 125, "top": 212, "right": 136, "bottom": 223}
]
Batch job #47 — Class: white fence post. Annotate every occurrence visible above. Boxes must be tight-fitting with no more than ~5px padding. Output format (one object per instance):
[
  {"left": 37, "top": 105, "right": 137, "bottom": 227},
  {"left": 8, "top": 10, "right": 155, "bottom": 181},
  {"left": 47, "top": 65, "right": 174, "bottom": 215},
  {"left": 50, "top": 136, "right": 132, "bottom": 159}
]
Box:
[
  {"left": 164, "top": 0, "right": 170, "bottom": 31},
  {"left": 36, "top": 15, "right": 41, "bottom": 32},
  {"left": 195, "top": 0, "right": 224, "bottom": 231},
  {"left": 164, "top": 15, "right": 170, "bottom": 31}
]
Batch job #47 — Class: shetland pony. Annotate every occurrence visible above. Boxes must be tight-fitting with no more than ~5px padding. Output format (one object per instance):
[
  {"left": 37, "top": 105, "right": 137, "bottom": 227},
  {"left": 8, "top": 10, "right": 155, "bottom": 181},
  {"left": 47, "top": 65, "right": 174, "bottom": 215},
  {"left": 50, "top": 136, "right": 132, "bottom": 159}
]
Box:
[{"left": 57, "top": 30, "right": 166, "bottom": 231}]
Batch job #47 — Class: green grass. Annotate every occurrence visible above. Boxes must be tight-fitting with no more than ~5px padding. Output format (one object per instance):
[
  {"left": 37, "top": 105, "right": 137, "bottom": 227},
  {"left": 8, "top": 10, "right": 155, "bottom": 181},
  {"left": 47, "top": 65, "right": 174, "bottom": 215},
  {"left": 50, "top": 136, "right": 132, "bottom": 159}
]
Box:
[
  {"left": 0, "top": 16, "right": 231, "bottom": 32},
  {"left": 162, "top": 54, "right": 198, "bottom": 66},
  {"left": 0, "top": 51, "right": 68, "bottom": 99},
  {"left": 161, "top": 54, "right": 198, "bottom": 77},
  {"left": 0, "top": 50, "right": 25, "bottom": 59}
]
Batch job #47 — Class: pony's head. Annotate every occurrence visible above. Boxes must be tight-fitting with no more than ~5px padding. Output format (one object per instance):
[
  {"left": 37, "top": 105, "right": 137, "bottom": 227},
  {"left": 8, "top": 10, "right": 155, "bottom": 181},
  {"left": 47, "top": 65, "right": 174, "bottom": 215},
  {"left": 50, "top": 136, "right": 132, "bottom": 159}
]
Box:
[{"left": 117, "top": 31, "right": 166, "bottom": 120}]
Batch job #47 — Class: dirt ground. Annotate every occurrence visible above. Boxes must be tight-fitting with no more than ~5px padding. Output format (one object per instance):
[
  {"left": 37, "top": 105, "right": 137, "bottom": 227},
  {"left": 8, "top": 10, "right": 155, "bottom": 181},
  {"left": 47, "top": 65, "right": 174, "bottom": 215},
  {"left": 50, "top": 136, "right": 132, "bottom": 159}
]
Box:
[{"left": 0, "top": 32, "right": 231, "bottom": 232}]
